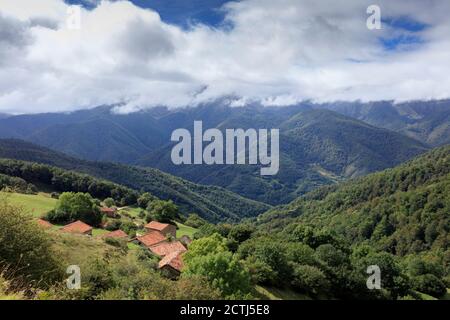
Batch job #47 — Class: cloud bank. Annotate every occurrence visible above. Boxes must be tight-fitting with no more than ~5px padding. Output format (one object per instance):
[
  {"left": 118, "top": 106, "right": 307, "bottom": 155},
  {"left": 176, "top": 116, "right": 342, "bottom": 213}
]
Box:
[{"left": 0, "top": 0, "right": 450, "bottom": 114}]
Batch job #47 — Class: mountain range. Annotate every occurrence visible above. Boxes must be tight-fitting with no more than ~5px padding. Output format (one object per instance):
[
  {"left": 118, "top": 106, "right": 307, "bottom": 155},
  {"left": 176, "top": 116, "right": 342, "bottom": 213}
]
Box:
[{"left": 1, "top": 100, "right": 447, "bottom": 204}]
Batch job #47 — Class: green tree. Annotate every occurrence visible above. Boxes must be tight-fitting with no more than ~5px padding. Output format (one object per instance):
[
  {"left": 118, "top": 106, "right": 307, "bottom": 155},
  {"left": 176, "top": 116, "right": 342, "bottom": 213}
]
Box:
[
  {"left": 103, "top": 198, "right": 115, "bottom": 208},
  {"left": 46, "top": 192, "right": 102, "bottom": 226},
  {"left": 137, "top": 192, "right": 156, "bottom": 209},
  {"left": 146, "top": 200, "right": 179, "bottom": 223},
  {"left": 412, "top": 274, "right": 447, "bottom": 298},
  {"left": 184, "top": 213, "right": 207, "bottom": 228},
  {"left": 183, "top": 234, "right": 251, "bottom": 298},
  {"left": 291, "top": 265, "right": 330, "bottom": 296},
  {"left": 228, "top": 224, "right": 255, "bottom": 243}
]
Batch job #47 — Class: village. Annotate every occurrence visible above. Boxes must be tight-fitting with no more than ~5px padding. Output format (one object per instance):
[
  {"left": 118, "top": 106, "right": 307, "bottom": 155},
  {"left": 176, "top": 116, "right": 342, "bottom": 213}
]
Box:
[{"left": 36, "top": 205, "right": 192, "bottom": 279}]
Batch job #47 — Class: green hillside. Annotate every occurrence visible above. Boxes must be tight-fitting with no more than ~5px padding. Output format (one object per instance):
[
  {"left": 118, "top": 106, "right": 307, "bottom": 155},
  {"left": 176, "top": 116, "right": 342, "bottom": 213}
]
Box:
[
  {"left": 212, "top": 145, "right": 449, "bottom": 300},
  {"left": 140, "top": 108, "right": 427, "bottom": 205},
  {"left": 258, "top": 145, "right": 450, "bottom": 258},
  {"left": 0, "top": 104, "right": 428, "bottom": 206},
  {"left": 0, "top": 139, "right": 269, "bottom": 222}
]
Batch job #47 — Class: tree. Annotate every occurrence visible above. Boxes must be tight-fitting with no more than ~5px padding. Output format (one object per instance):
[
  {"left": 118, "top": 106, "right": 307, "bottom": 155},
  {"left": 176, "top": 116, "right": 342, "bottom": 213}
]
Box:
[
  {"left": 356, "top": 252, "right": 410, "bottom": 299},
  {"left": 103, "top": 198, "right": 115, "bottom": 208},
  {"left": 291, "top": 265, "right": 330, "bottom": 296},
  {"left": 137, "top": 192, "right": 156, "bottom": 209},
  {"left": 184, "top": 213, "right": 207, "bottom": 228},
  {"left": 183, "top": 234, "right": 252, "bottom": 298},
  {"left": 228, "top": 224, "right": 255, "bottom": 243},
  {"left": 237, "top": 237, "right": 292, "bottom": 286},
  {"left": 46, "top": 192, "right": 102, "bottom": 226},
  {"left": 146, "top": 200, "right": 179, "bottom": 223},
  {"left": 412, "top": 274, "right": 447, "bottom": 298}
]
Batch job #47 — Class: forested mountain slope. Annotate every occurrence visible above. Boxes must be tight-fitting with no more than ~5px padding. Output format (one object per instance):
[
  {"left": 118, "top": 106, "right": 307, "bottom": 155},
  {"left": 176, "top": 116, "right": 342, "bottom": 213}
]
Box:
[
  {"left": 258, "top": 145, "right": 450, "bottom": 257},
  {"left": 0, "top": 139, "right": 269, "bottom": 222}
]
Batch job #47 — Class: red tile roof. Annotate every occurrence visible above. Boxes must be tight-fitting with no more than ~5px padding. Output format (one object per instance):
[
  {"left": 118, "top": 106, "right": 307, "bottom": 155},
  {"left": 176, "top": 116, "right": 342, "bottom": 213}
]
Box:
[
  {"left": 137, "top": 231, "right": 166, "bottom": 247},
  {"left": 101, "top": 207, "right": 116, "bottom": 213},
  {"left": 60, "top": 220, "right": 93, "bottom": 234},
  {"left": 158, "top": 250, "right": 184, "bottom": 272},
  {"left": 103, "top": 229, "right": 128, "bottom": 239},
  {"left": 145, "top": 221, "right": 171, "bottom": 231},
  {"left": 150, "top": 241, "right": 187, "bottom": 257},
  {"left": 37, "top": 219, "right": 53, "bottom": 229}
]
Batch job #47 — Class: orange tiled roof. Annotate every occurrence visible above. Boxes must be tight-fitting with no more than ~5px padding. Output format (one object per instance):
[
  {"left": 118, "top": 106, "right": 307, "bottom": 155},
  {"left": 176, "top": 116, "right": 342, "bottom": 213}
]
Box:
[
  {"left": 145, "top": 221, "right": 171, "bottom": 231},
  {"left": 37, "top": 219, "right": 53, "bottom": 228},
  {"left": 103, "top": 229, "right": 128, "bottom": 239},
  {"left": 158, "top": 250, "right": 184, "bottom": 272},
  {"left": 60, "top": 220, "right": 93, "bottom": 234},
  {"left": 137, "top": 231, "right": 166, "bottom": 247},
  {"left": 150, "top": 241, "right": 187, "bottom": 257},
  {"left": 101, "top": 207, "right": 116, "bottom": 213}
]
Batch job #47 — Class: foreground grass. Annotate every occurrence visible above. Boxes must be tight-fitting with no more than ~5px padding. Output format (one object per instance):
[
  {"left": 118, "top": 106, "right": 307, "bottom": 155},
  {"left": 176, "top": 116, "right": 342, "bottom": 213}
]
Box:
[
  {"left": 254, "top": 285, "right": 311, "bottom": 300},
  {"left": 0, "top": 192, "right": 56, "bottom": 217}
]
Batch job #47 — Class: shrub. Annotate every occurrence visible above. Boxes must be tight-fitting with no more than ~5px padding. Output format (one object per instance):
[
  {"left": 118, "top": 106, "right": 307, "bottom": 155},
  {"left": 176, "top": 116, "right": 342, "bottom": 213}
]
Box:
[
  {"left": 184, "top": 213, "right": 207, "bottom": 228},
  {"left": 413, "top": 274, "right": 447, "bottom": 298},
  {"left": 103, "top": 198, "right": 115, "bottom": 208},
  {"left": 104, "top": 237, "right": 128, "bottom": 251},
  {"left": 291, "top": 265, "right": 330, "bottom": 296},
  {"left": 0, "top": 197, "right": 63, "bottom": 287}
]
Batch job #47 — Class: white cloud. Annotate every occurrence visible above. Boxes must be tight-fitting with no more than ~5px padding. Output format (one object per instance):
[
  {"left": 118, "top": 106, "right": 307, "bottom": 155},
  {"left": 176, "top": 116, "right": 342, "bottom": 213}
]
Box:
[{"left": 0, "top": 0, "right": 449, "bottom": 114}]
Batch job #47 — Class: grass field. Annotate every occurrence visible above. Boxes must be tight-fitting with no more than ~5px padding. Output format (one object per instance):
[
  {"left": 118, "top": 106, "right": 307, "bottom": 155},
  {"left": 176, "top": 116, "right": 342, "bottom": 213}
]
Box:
[
  {"left": 0, "top": 192, "right": 57, "bottom": 217},
  {"left": 176, "top": 222, "right": 197, "bottom": 238}
]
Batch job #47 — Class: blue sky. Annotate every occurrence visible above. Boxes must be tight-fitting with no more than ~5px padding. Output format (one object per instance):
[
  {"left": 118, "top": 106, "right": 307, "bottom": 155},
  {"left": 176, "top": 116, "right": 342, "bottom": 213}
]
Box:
[{"left": 66, "top": 0, "right": 231, "bottom": 27}]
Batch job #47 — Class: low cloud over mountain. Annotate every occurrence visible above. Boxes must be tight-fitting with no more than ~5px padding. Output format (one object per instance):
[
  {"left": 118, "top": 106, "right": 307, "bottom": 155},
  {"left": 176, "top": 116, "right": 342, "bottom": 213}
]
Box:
[{"left": 1, "top": 0, "right": 450, "bottom": 114}]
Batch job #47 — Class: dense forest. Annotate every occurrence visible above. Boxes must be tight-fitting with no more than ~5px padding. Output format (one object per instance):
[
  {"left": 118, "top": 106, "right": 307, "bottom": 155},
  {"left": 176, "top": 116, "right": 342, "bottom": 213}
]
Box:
[
  {"left": 0, "top": 146, "right": 448, "bottom": 300},
  {"left": 0, "top": 159, "right": 139, "bottom": 206},
  {"left": 0, "top": 104, "right": 428, "bottom": 205},
  {"left": 0, "top": 139, "right": 269, "bottom": 222}
]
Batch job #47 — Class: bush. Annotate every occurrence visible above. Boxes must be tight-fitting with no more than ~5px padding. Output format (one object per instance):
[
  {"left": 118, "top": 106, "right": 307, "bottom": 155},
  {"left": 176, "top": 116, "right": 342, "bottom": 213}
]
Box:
[
  {"left": 103, "top": 198, "right": 115, "bottom": 208},
  {"left": 120, "top": 221, "right": 138, "bottom": 237},
  {"left": 291, "top": 265, "right": 330, "bottom": 296},
  {"left": 104, "top": 237, "right": 128, "bottom": 251},
  {"left": 137, "top": 192, "right": 156, "bottom": 209},
  {"left": 0, "top": 197, "right": 63, "bottom": 287},
  {"left": 184, "top": 213, "right": 207, "bottom": 228},
  {"left": 105, "top": 220, "right": 122, "bottom": 231},
  {"left": 413, "top": 274, "right": 447, "bottom": 298}
]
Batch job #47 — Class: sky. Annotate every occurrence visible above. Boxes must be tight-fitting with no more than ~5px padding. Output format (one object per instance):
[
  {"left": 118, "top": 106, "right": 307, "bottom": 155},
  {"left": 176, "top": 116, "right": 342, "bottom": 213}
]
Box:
[{"left": 0, "top": 0, "right": 450, "bottom": 114}]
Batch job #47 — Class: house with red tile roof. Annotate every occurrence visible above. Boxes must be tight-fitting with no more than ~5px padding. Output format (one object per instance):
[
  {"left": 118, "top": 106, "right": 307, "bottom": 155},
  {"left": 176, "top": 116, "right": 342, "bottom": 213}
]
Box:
[
  {"left": 60, "top": 220, "right": 93, "bottom": 235},
  {"left": 136, "top": 231, "right": 167, "bottom": 248},
  {"left": 37, "top": 218, "right": 53, "bottom": 229},
  {"left": 145, "top": 221, "right": 177, "bottom": 238},
  {"left": 158, "top": 250, "right": 184, "bottom": 279},
  {"left": 103, "top": 229, "right": 128, "bottom": 239},
  {"left": 149, "top": 240, "right": 187, "bottom": 257}
]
